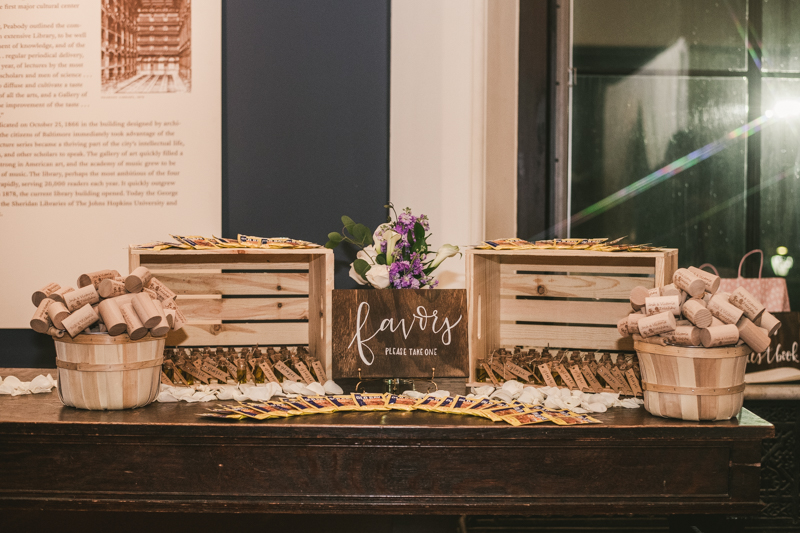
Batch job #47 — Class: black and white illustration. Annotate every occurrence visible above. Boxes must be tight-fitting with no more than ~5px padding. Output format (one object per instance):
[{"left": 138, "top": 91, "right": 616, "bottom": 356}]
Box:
[{"left": 101, "top": 0, "right": 192, "bottom": 93}]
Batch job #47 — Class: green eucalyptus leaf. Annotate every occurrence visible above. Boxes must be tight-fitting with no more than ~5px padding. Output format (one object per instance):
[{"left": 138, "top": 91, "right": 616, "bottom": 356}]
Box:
[
  {"left": 376, "top": 253, "right": 387, "bottom": 265},
  {"left": 353, "top": 258, "right": 372, "bottom": 277},
  {"left": 341, "top": 215, "right": 356, "bottom": 231},
  {"left": 324, "top": 232, "right": 342, "bottom": 249},
  {"left": 353, "top": 223, "right": 374, "bottom": 246}
]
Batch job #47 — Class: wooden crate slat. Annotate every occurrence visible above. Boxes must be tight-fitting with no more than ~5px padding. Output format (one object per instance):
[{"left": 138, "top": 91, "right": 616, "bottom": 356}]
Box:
[
  {"left": 176, "top": 298, "right": 309, "bottom": 321},
  {"left": 498, "top": 263, "right": 654, "bottom": 275},
  {"left": 500, "top": 271, "right": 655, "bottom": 299},
  {"left": 143, "top": 262, "right": 310, "bottom": 271},
  {"left": 155, "top": 272, "right": 309, "bottom": 296},
  {"left": 499, "top": 323, "right": 635, "bottom": 351},
  {"left": 166, "top": 322, "right": 309, "bottom": 346},
  {"left": 500, "top": 299, "right": 633, "bottom": 325}
]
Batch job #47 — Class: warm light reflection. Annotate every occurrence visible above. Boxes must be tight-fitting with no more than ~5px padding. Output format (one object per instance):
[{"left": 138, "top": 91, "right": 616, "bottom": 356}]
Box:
[{"left": 766, "top": 100, "right": 800, "bottom": 118}]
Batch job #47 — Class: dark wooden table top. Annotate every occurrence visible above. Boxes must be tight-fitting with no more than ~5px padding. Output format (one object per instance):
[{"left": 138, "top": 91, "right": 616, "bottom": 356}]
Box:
[
  {"left": 0, "top": 368, "right": 773, "bottom": 439},
  {"left": 0, "top": 368, "right": 775, "bottom": 516}
]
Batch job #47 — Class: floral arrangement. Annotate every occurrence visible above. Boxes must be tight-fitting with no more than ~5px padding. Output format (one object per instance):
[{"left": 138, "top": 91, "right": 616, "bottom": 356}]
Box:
[{"left": 325, "top": 204, "right": 460, "bottom": 289}]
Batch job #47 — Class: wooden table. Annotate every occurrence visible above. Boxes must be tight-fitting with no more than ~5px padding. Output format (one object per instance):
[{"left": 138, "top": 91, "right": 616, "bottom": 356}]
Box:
[{"left": 0, "top": 368, "right": 773, "bottom": 517}]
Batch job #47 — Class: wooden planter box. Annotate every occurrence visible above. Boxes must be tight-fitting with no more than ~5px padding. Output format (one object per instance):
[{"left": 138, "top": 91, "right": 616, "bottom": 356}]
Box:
[
  {"left": 128, "top": 247, "right": 334, "bottom": 375},
  {"left": 465, "top": 248, "right": 678, "bottom": 382}
]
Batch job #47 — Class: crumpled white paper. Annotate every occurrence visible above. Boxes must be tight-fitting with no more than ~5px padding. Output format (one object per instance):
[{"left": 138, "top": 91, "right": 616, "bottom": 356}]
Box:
[
  {"left": 0, "top": 374, "right": 57, "bottom": 396},
  {"left": 470, "top": 380, "right": 644, "bottom": 414},
  {"left": 156, "top": 380, "right": 342, "bottom": 403}
]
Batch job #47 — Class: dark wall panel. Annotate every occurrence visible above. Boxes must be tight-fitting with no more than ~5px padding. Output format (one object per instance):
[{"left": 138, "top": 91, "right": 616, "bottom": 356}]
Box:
[
  {"left": 223, "top": 0, "right": 390, "bottom": 289},
  {"left": 0, "top": 0, "right": 390, "bottom": 368}
]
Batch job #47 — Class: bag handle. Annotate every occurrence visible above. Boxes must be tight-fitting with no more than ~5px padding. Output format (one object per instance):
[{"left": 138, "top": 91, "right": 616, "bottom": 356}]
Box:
[
  {"left": 697, "top": 263, "right": 720, "bottom": 277},
  {"left": 738, "top": 249, "right": 764, "bottom": 280}
]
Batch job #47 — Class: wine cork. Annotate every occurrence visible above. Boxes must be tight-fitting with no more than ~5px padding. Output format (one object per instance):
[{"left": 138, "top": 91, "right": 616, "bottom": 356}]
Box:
[
  {"left": 32, "top": 282, "right": 61, "bottom": 307},
  {"left": 737, "top": 317, "right": 771, "bottom": 353},
  {"left": 645, "top": 295, "right": 681, "bottom": 316},
  {"left": 627, "top": 313, "right": 645, "bottom": 334},
  {"left": 30, "top": 298, "right": 54, "bottom": 333},
  {"left": 700, "top": 324, "right": 739, "bottom": 348},
  {"left": 703, "top": 292, "right": 712, "bottom": 305},
  {"left": 78, "top": 269, "right": 120, "bottom": 289},
  {"left": 142, "top": 287, "right": 159, "bottom": 301},
  {"left": 637, "top": 311, "right": 676, "bottom": 338},
  {"left": 682, "top": 299, "right": 712, "bottom": 328},
  {"left": 150, "top": 300, "right": 170, "bottom": 337},
  {"left": 132, "top": 293, "right": 161, "bottom": 329},
  {"left": 172, "top": 307, "right": 187, "bottom": 331},
  {"left": 672, "top": 268, "right": 706, "bottom": 298},
  {"left": 164, "top": 308, "right": 176, "bottom": 329},
  {"left": 48, "top": 286, "right": 75, "bottom": 305},
  {"left": 125, "top": 266, "right": 153, "bottom": 293},
  {"left": 708, "top": 294, "right": 744, "bottom": 325},
  {"left": 630, "top": 286, "right": 650, "bottom": 311},
  {"left": 647, "top": 287, "right": 662, "bottom": 298},
  {"left": 660, "top": 325, "right": 702, "bottom": 346},
  {"left": 98, "top": 279, "right": 128, "bottom": 299},
  {"left": 120, "top": 303, "right": 147, "bottom": 340},
  {"left": 661, "top": 283, "right": 681, "bottom": 297},
  {"left": 710, "top": 316, "right": 725, "bottom": 327},
  {"left": 46, "top": 301, "right": 71, "bottom": 330},
  {"left": 729, "top": 286, "right": 765, "bottom": 322},
  {"left": 758, "top": 311, "right": 782, "bottom": 337},
  {"left": 46, "top": 326, "right": 65, "bottom": 338},
  {"left": 632, "top": 333, "right": 667, "bottom": 346},
  {"left": 148, "top": 277, "right": 177, "bottom": 302},
  {"left": 97, "top": 299, "right": 127, "bottom": 336},
  {"left": 61, "top": 304, "right": 100, "bottom": 338},
  {"left": 676, "top": 319, "right": 692, "bottom": 326},
  {"left": 688, "top": 266, "right": 721, "bottom": 294},
  {"left": 617, "top": 317, "right": 630, "bottom": 337},
  {"left": 63, "top": 284, "right": 100, "bottom": 312}
]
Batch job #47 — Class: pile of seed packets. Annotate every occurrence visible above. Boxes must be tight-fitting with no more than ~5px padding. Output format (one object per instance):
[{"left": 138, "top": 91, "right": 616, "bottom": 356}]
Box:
[
  {"left": 475, "top": 237, "right": 662, "bottom": 252},
  {"left": 200, "top": 392, "right": 602, "bottom": 426},
  {"left": 132, "top": 234, "right": 320, "bottom": 251}
]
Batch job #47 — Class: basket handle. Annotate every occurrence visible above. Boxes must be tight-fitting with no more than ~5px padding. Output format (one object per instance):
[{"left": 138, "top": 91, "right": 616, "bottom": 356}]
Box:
[
  {"left": 737, "top": 249, "right": 764, "bottom": 280},
  {"left": 697, "top": 263, "right": 720, "bottom": 277}
]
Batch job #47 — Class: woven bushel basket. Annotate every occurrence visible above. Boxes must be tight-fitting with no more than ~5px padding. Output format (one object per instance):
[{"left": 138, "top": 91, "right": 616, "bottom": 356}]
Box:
[
  {"left": 634, "top": 340, "right": 749, "bottom": 421},
  {"left": 54, "top": 333, "right": 164, "bottom": 410}
]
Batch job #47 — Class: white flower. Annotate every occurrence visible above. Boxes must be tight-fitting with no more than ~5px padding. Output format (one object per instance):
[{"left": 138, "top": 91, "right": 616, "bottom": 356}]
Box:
[
  {"left": 384, "top": 230, "right": 402, "bottom": 264},
  {"left": 357, "top": 245, "right": 379, "bottom": 263},
  {"left": 365, "top": 264, "right": 391, "bottom": 289},
  {"left": 349, "top": 263, "right": 368, "bottom": 285},
  {"left": 372, "top": 223, "right": 394, "bottom": 250},
  {"left": 429, "top": 243, "right": 460, "bottom": 270}
]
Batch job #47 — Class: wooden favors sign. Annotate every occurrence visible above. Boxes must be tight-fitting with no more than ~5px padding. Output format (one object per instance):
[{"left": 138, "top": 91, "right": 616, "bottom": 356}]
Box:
[{"left": 332, "top": 289, "right": 468, "bottom": 378}]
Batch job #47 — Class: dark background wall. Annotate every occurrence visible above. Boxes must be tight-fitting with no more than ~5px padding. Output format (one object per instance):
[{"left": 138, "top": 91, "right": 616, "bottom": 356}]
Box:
[{"left": 1, "top": 0, "right": 391, "bottom": 368}]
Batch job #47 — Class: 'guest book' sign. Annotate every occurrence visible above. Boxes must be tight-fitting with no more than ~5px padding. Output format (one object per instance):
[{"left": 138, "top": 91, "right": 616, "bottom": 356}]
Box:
[{"left": 332, "top": 289, "right": 468, "bottom": 378}]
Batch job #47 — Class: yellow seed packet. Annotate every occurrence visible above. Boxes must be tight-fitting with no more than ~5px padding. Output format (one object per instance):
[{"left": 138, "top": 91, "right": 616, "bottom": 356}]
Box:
[
  {"left": 351, "top": 393, "right": 390, "bottom": 411},
  {"left": 385, "top": 394, "right": 417, "bottom": 411},
  {"left": 431, "top": 396, "right": 455, "bottom": 413},
  {"left": 298, "top": 396, "right": 337, "bottom": 413},
  {"left": 329, "top": 395, "right": 360, "bottom": 411},
  {"left": 542, "top": 409, "right": 602, "bottom": 425},
  {"left": 482, "top": 404, "right": 530, "bottom": 422},
  {"left": 502, "top": 411, "right": 551, "bottom": 426},
  {"left": 280, "top": 399, "right": 322, "bottom": 415},
  {"left": 413, "top": 395, "right": 444, "bottom": 412}
]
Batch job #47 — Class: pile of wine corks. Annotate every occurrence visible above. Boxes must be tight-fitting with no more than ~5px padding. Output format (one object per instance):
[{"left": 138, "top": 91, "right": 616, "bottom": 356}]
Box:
[
  {"left": 30, "top": 266, "right": 187, "bottom": 340},
  {"left": 617, "top": 266, "right": 781, "bottom": 352}
]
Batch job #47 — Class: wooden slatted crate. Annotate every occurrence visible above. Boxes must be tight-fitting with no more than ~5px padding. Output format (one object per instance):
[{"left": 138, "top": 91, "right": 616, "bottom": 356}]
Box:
[
  {"left": 128, "top": 247, "right": 334, "bottom": 375},
  {"left": 466, "top": 248, "right": 678, "bottom": 382}
]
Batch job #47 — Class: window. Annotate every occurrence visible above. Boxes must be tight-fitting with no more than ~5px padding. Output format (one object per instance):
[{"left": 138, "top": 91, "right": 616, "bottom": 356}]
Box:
[{"left": 561, "top": 0, "right": 798, "bottom": 305}]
